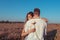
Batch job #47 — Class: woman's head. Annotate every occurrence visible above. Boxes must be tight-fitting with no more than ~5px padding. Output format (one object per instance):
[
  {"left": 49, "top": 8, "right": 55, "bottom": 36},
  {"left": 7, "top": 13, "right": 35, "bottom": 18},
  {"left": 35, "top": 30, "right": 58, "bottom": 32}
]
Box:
[{"left": 25, "top": 12, "right": 33, "bottom": 22}]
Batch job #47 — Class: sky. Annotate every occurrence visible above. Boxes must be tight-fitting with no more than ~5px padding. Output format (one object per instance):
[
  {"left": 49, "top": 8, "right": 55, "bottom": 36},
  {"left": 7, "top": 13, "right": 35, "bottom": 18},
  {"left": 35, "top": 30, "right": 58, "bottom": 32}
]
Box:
[{"left": 0, "top": 0, "right": 60, "bottom": 23}]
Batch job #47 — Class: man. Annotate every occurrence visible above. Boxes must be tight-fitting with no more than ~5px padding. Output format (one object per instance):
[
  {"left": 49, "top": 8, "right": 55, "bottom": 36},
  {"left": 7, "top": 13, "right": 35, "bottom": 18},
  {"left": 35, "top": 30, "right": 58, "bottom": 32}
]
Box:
[
  {"left": 33, "top": 8, "right": 47, "bottom": 40},
  {"left": 24, "top": 8, "right": 47, "bottom": 40}
]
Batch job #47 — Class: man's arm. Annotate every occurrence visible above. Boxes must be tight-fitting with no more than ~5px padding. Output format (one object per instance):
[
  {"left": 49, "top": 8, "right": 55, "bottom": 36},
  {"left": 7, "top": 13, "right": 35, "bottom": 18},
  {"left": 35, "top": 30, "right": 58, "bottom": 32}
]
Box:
[{"left": 45, "top": 22, "right": 47, "bottom": 35}]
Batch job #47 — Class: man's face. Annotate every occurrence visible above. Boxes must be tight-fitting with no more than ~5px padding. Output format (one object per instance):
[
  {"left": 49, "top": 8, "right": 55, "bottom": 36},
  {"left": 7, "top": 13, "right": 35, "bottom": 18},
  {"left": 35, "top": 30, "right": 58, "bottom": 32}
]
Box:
[{"left": 34, "top": 11, "right": 39, "bottom": 16}]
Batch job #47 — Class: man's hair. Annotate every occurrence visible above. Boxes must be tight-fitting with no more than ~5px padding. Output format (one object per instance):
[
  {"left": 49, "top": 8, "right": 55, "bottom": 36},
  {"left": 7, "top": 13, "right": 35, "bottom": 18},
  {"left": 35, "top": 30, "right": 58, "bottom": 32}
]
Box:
[{"left": 34, "top": 8, "right": 40, "bottom": 15}]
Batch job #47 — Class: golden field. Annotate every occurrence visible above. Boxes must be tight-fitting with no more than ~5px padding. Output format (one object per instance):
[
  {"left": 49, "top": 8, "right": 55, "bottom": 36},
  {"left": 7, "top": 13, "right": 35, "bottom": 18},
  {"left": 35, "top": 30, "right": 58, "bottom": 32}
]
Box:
[{"left": 0, "top": 22, "right": 60, "bottom": 40}]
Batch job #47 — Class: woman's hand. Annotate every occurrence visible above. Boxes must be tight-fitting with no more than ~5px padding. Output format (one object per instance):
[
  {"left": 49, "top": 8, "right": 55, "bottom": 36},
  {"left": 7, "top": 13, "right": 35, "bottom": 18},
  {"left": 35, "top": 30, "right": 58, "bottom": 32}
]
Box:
[
  {"left": 28, "top": 28, "right": 36, "bottom": 34},
  {"left": 21, "top": 28, "right": 36, "bottom": 37}
]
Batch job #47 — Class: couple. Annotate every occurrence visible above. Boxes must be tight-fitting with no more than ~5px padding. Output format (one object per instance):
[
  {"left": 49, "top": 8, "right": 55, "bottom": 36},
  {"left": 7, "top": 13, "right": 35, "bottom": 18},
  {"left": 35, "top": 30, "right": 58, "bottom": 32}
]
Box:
[{"left": 21, "top": 8, "right": 48, "bottom": 40}]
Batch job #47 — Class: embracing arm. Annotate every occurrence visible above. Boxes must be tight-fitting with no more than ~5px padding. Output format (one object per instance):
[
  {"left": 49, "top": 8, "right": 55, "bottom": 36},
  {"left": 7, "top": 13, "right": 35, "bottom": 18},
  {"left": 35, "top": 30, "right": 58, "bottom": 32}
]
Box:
[
  {"left": 41, "top": 18, "right": 48, "bottom": 23},
  {"left": 21, "top": 29, "right": 29, "bottom": 37},
  {"left": 21, "top": 28, "right": 35, "bottom": 37}
]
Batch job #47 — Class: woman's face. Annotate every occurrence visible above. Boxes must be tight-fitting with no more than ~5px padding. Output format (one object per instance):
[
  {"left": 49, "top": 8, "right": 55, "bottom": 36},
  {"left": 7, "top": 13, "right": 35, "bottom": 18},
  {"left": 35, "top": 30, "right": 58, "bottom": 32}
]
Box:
[{"left": 28, "top": 14, "right": 33, "bottom": 20}]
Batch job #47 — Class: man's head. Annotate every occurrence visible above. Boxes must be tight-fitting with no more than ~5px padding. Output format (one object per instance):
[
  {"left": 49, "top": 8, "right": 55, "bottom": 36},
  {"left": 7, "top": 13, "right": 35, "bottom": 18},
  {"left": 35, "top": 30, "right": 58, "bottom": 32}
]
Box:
[{"left": 34, "top": 8, "right": 40, "bottom": 17}]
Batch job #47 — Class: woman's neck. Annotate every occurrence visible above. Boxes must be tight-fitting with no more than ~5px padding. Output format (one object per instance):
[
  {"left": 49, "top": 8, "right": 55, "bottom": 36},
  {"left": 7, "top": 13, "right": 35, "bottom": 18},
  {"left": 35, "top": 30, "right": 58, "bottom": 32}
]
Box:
[{"left": 28, "top": 18, "right": 32, "bottom": 20}]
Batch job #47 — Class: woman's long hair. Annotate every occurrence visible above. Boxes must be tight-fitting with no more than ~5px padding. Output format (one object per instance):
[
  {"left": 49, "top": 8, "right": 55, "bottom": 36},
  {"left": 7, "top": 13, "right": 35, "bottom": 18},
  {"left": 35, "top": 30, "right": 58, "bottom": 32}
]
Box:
[{"left": 25, "top": 12, "right": 33, "bottom": 23}]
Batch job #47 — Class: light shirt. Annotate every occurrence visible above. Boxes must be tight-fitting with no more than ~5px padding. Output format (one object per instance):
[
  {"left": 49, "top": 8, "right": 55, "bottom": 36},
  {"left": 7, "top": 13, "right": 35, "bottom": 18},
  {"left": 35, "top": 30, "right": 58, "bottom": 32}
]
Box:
[{"left": 24, "top": 18, "right": 47, "bottom": 40}]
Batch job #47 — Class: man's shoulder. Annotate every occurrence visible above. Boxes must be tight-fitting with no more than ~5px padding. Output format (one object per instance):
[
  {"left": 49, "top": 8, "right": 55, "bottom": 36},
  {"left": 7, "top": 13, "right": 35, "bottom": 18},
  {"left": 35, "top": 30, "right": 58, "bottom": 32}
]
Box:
[
  {"left": 37, "top": 18, "right": 47, "bottom": 24},
  {"left": 41, "top": 18, "right": 48, "bottom": 22}
]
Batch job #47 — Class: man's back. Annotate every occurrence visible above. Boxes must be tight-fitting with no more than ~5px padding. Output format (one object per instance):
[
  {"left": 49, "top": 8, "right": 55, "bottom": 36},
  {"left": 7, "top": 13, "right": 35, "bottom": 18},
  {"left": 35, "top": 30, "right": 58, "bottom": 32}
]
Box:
[
  {"left": 33, "top": 18, "right": 47, "bottom": 40},
  {"left": 25, "top": 18, "right": 47, "bottom": 40}
]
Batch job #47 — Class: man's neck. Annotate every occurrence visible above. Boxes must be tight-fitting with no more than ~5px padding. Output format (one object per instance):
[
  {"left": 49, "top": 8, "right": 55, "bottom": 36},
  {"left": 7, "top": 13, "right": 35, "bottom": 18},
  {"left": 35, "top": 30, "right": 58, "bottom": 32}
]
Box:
[{"left": 33, "top": 16, "right": 40, "bottom": 19}]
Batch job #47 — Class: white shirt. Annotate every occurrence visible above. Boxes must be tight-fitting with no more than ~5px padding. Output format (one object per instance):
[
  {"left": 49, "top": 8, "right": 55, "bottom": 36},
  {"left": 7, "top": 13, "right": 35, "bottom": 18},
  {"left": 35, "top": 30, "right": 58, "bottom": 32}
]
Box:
[{"left": 24, "top": 18, "right": 47, "bottom": 40}]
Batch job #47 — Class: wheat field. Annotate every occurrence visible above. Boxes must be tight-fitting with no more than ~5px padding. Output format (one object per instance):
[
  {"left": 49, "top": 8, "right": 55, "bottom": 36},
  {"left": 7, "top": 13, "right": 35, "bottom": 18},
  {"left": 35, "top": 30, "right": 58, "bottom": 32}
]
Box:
[{"left": 0, "top": 22, "right": 60, "bottom": 40}]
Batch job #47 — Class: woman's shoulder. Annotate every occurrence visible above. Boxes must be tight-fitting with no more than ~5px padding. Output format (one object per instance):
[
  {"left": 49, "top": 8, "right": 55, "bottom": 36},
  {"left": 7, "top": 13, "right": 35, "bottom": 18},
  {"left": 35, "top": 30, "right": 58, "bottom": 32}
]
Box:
[{"left": 25, "top": 19, "right": 34, "bottom": 25}]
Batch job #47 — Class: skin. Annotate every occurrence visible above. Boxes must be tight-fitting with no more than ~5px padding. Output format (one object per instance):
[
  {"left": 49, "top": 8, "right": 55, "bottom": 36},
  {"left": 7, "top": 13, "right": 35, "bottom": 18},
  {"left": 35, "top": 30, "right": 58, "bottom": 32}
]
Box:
[
  {"left": 33, "top": 12, "right": 40, "bottom": 18},
  {"left": 28, "top": 14, "right": 33, "bottom": 20},
  {"left": 41, "top": 18, "right": 48, "bottom": 23},
  {"left": 21, "top": 12, "right": 48, "bottom": 37},
  {"left": 34, "top": 11, "right": 48, "bottom": 22},
  {"left": 21, "top": 14, "right": 35, "bottom": 37}
]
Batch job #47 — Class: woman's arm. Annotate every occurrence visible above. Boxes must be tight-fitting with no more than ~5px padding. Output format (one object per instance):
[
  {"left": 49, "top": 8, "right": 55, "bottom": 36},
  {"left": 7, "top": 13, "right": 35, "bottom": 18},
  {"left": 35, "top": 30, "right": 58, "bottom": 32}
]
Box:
[
  {"left": 21, "top": 29, "right": 29, "bottom": 37},
  {"left": 21, "top": 28, "right": 35, "bottom": 37}
]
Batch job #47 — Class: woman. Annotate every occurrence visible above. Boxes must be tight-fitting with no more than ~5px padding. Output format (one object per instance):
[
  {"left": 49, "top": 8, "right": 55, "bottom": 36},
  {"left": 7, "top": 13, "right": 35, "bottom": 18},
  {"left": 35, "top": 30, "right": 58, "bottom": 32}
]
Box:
[{"left": 21, "top": 12, "right": 36, "bottom": 40}]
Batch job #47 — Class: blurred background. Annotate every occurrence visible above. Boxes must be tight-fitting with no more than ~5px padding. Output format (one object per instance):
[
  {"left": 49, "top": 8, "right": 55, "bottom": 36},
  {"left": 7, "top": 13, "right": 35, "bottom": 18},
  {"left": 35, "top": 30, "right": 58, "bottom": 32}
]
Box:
[
  {"left": 0, "top": 0, "right": 60, "bottom": 23},
  {"left": 0, "top": 0, "right": 60, "bottom": 40}
]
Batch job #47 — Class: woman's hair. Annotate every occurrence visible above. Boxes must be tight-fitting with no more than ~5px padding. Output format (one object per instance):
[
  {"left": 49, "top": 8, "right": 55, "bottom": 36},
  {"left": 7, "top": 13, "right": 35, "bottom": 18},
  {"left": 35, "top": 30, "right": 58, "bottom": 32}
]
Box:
[{"left": 25, "top": 12, "right": 33, "bottom": 23}]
